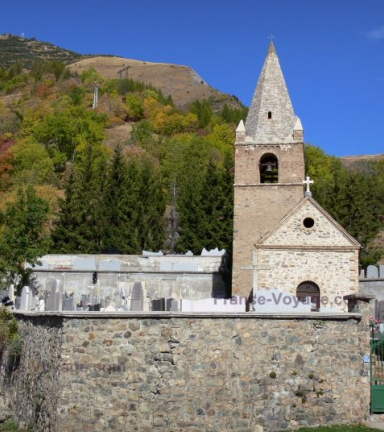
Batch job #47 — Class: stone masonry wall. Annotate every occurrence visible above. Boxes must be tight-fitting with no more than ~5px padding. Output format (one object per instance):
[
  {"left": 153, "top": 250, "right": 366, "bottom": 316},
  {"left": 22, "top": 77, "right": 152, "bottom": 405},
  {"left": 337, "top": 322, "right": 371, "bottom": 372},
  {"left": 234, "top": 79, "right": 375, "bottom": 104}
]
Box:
[
  {"left": 1, "top": 312, "right": 370, "bottom": 432},
  {"left": 232, "top": 184, "right": 303, "bottom": 298},
  {"left": 256, "top": 249, "right": 359, "bottom": 312},
  {"left": 0, "top": 315, "right": 62, "bottom": 431},
  {"left": 232, "top": 142, "right": 305, "bottom": 299}
]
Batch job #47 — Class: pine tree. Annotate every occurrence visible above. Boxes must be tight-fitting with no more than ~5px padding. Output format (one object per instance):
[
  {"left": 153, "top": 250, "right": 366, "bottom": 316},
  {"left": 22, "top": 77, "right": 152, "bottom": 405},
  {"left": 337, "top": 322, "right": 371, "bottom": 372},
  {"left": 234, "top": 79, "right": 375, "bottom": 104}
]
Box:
[
  {"left": 51, "top": 143, "right": 107, "bottom": 253},
  {"left": 136, "top": 156, "right": 165, "bottom": 251},
  {"left": 101, "top": 145, "right": 140, "bottom": 253},
  {"left": 176, "top": 140, "right": 210, "bottom": 253}
]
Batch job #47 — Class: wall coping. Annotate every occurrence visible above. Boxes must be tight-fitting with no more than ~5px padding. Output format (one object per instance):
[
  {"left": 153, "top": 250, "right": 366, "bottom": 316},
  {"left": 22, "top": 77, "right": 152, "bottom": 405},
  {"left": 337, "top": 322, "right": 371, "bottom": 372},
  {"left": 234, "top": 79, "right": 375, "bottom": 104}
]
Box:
[
  {"left": 30, "top": 269, "right": 220, "bottom": 275},
  {"left": 13, "top": 311, "right": 362, "bottom": 321}
]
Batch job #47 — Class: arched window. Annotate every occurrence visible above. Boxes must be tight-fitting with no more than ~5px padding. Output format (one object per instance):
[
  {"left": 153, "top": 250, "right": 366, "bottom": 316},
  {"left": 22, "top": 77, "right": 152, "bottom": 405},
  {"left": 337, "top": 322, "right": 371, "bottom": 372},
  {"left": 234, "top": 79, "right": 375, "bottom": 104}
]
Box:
[
  {"left": 296, "top": 281, "right": 320, "bottom": 312},
  {"left": 259, "top": 153, "right": 278, "bottom": 183}
]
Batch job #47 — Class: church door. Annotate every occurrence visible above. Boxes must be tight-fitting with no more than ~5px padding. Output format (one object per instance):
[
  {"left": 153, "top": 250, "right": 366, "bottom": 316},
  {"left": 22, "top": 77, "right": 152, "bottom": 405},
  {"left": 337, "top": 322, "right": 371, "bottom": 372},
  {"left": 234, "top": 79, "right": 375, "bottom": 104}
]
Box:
[{"left": 296, "top": 281, "right": 320, "bottom": 312}]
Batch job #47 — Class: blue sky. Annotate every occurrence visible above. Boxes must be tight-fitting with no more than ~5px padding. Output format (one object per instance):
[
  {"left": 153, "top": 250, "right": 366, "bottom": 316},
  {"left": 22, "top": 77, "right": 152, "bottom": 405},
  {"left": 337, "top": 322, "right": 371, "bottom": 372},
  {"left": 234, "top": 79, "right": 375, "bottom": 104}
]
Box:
[{"left": 1, "top": 0, "right": 384, "bottom": 157}]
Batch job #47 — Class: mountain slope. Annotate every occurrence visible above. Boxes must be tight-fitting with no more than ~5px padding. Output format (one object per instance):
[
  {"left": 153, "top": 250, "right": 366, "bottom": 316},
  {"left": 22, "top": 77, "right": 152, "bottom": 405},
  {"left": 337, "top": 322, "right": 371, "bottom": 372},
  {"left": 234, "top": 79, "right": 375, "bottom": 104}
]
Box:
[
  {"left": 69, "top": 56, "right": 242, "bottom": 109},
  {"left": 0, "top": 34, "right": 91, "bottom": 67},
  {"left": 341, "top": 153, "right": 384, "bottom": 169}
]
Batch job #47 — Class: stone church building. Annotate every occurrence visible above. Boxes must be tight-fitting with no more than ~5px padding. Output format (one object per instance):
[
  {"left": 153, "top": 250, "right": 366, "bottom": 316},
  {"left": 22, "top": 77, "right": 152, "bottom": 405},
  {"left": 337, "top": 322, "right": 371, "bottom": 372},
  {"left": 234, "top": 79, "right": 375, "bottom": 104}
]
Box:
[
  {"left": 232, "top": 41, "right": 360, "bottom": 311},
  {"left": 24, "top": 42, "right": 361, "bottom": 314}
]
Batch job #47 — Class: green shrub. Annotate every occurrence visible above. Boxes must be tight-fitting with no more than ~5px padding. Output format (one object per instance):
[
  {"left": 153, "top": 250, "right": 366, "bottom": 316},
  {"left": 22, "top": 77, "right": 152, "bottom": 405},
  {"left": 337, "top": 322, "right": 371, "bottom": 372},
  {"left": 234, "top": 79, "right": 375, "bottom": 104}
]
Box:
[{"left": 0, "top": 307, "right": 21, "bottom": 363}]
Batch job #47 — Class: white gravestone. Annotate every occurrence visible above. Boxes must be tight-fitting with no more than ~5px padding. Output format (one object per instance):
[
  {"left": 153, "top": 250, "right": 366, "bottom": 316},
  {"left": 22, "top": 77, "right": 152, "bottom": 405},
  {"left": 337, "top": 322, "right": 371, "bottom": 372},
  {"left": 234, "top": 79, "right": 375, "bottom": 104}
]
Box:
[
  {"left": 367, "top": 265, "right": 379, "bottom": 278},
  {"left": 20, "top": 286, "right": 30, "bottom": 311}
]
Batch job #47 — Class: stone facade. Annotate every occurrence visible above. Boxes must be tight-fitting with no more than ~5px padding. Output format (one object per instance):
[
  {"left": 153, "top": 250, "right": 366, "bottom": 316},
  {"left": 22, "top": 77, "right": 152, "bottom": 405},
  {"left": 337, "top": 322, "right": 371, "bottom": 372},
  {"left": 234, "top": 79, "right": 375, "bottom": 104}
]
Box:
[
  {"left": 232, "top": 42, "right": 360, "bottom": 306},
  {"left": 232, "top": 139, "right": 305, "bottom": 300},
  {"left": 254, "top": 198, "right": 360, "bottom": 312},
  {"left": 1, "top": 310, "right": 370, "bottom": 432}
]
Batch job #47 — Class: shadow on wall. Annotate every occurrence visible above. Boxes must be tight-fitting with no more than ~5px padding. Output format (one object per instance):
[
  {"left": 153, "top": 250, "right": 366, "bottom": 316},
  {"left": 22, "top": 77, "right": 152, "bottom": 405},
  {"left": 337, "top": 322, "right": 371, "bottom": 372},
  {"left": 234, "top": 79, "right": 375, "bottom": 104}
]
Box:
[{"left": 215, "top": 251, "right": 232, "bottom": 299}]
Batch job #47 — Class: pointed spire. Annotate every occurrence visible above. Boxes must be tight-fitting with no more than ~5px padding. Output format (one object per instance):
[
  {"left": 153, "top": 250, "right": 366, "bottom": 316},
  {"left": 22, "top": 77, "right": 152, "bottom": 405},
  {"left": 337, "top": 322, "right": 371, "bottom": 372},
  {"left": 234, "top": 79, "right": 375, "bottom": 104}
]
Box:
[
  {"left": 268, "top": 41, "right": 276, "bottom": 54},
  {"left": 293, "top": 117, "right": 303, "bottom": 131},
  {"left": 245, "top": 42, "right": 296, "bottom": 143},
  {"left": 236, "top": 119, "right": 246, "bottom": 133}
]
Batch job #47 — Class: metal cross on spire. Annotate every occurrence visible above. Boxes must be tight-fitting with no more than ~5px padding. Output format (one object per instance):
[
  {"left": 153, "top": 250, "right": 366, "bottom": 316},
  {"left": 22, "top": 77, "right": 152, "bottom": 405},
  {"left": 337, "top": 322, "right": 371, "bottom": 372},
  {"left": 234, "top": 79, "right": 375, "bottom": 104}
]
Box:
[
  {"left": 267, "top": 33, "right": 275, "bottom": 41},
  {"left": 303, "top": 176, "right": 314, "bottom": 197}
]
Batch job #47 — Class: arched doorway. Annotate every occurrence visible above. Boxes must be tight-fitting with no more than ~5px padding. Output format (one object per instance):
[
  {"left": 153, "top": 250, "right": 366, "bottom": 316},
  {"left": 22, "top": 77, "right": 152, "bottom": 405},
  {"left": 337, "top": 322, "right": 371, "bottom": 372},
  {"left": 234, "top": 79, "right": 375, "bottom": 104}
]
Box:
[
  {"left": 296, "top": 281, "right": 320, "bottom": 312},
  {"left": 259, "top": 153, "right": 278, "bottom": 183}
]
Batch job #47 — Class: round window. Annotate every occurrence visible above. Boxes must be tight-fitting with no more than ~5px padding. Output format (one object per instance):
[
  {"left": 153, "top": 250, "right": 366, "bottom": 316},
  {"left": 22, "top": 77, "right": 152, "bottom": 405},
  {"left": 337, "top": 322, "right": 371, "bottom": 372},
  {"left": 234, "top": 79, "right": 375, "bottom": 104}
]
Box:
[{"left": 303, "top": 217, "right": 315, "bottom": 228}]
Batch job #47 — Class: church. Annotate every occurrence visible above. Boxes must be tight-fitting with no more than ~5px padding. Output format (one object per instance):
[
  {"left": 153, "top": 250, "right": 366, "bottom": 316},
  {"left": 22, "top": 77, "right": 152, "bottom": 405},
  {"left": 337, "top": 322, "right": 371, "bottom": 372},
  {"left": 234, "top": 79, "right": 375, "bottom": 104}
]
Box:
[
  {"left": 20, "top": 42, "right": 361, "bottom": 314},
  {"left": 232, "top": 41, "right": 360, "bottom": 312}
]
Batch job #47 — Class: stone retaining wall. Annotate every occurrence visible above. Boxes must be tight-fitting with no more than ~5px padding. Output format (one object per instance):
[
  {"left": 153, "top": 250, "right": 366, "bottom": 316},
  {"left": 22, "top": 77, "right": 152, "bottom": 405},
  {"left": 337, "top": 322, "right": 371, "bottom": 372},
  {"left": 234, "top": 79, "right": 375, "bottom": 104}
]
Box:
[{"left": 1, "top": 311, "right": 370, "bottom": 432}]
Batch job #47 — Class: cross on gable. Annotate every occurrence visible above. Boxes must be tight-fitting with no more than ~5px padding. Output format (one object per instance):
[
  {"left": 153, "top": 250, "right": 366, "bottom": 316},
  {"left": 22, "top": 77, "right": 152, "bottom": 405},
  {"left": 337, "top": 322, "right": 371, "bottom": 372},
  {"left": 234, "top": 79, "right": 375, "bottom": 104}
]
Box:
[{"left": 303, "top": 176, "right": 314, "bottom": 196}]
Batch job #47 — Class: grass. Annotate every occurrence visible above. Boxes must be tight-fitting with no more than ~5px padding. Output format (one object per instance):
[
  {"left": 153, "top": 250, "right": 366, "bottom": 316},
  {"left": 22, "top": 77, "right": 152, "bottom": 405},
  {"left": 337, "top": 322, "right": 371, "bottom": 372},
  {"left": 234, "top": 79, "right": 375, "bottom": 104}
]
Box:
[
  {"left": 297, "top": 427, "right": 382, "bottom": 432},
  {"left": 0, "top": 420, "right": 33, "bottom": 432}
]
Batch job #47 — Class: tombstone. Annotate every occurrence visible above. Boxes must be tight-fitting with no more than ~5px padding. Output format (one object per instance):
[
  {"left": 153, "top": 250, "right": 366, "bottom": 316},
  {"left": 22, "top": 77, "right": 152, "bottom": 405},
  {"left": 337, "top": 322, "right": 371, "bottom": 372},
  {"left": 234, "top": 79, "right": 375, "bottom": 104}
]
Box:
[
  {"left": 152, "top": 298, "right": 165, "bottom": 311},
  {"left": 380, "top": 265, "right": 384, "bottom": 279},
  {"left": 142, "top": 250, "right": 163, "bottom": 256},
  {"left": 15, "top": 297, "right": 21, "bottom": 310},
  {"left": 20, "top": 286, "right": 30, "bottom": 311},
  {"left": 104, "top": 302, "right": 117, "bottom": 312},
  {"left": 130, "top": 282, "right": 144, "bottom": 311},
  {"left": 33, "top": 296, "right": 40, "bottom": 311},
  {"left": 27, "top": 287, "right": 37, "bottom": 311},
  {"left": 45, "top": 288, "right": 55, "bottom": 311},
  {"left": 8, "top": 284, "right": 15, "bottom": 304},
  {"left": 62, "top": 297, "right": 75, "bottom": 311},
  {"left": 166, "top": 298, "right": 179, "bottom": 311},
  {"left": 360, "top": 269, "right": 365, "bottom": 279},
  {"left": 38, "top": 299, "right": 45, "bottom": 312},
  {"left": 53, "top": 279, "right": 62, "bottom": 310},
  {"left": 367, "top": 265, "right": 379, "bottom": 279},
  {"left": 185, "top": 250, "right": 193, "bottom": 256},
  {"left": 201, "top": 247, "right": 226, "bottom": 257}
]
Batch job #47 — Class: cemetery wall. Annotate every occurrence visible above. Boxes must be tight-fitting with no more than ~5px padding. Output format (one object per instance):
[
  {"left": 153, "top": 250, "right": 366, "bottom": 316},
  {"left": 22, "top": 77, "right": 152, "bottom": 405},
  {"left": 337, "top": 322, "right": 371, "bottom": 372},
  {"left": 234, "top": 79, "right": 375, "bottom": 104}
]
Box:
[
  {"left": 0, "top": 315, "right": 61, "bottom": 431},
  {"left": 31, "top": 254, "right": 228, "bottom": 310},
  {"left": 1, "top": 311, "right": 370, "bottom": 432}
]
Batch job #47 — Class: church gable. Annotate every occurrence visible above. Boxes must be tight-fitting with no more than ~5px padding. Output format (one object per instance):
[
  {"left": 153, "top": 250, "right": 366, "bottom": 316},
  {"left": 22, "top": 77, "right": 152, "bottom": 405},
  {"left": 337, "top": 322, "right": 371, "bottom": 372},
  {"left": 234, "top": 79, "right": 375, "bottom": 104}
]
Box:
[{"left": 258, "top": 197, "right": 360, "bottom": 248}]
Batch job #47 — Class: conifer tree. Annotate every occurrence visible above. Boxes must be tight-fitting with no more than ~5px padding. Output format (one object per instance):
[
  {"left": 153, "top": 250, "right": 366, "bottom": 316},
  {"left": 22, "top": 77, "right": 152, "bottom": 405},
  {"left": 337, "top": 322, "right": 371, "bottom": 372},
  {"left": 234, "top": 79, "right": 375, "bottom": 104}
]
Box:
[
  {"left": 136, "top": 156, "right": 166, "bottom": 251},
  {"left": 51, "top": 143, "right": 107, "bottom": 253},
  {"left": 176, "top": 140, "right": 211, "bottom": 253},
  {"left": 101, "top": 145, "right": 140, "bottom": 253}
]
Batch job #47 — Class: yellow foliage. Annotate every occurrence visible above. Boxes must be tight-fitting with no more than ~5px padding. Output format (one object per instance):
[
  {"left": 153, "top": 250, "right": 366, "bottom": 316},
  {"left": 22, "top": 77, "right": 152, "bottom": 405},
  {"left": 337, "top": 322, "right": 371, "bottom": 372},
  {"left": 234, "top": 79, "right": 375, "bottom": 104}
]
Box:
[
  {"left": 143, "top": 97, "right": 163, "bottom": 120},
  {"left": 153, "top": 109, "right": 198, "bottom": 135}
]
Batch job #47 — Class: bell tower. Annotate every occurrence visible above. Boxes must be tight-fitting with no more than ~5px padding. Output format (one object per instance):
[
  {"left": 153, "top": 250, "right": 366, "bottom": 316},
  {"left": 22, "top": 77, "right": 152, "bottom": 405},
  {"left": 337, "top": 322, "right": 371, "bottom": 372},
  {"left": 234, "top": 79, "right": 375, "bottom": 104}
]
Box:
[{"left": 232, "top": 42, "right": 306, "bottom": 300}]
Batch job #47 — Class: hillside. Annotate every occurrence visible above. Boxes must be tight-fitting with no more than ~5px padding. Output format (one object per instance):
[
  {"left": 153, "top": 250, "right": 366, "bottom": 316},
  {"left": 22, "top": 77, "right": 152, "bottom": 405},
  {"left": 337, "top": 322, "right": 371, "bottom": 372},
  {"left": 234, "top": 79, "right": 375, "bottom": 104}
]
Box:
[
  {"left": 0, "top": 34, "right": 90, "bottom": 67},
  {"left": 341, "top": 153, "right": 384, "bottom": 169},
  {"left": 0, "top": 34, "right": 243, "bottom": 110},
  {"left": 69, "top": 56, "right": 242, "bottom": 109}
]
